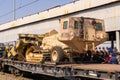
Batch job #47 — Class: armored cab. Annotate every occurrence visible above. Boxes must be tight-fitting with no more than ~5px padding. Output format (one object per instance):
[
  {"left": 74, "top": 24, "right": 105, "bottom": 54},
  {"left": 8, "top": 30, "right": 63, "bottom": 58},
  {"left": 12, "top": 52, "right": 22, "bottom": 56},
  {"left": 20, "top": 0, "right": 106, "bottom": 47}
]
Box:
[{"left": 59, "top": 17, "right": 108, "bottom": 53}]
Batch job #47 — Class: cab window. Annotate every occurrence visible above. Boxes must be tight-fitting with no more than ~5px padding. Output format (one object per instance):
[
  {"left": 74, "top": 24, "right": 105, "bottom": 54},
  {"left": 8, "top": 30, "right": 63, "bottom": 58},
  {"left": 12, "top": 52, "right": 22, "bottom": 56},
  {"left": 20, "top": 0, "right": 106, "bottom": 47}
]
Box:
[
  {"left": 94, "top": 23, "right": 102, "bottom": 31},
  {"left": 63, "top": 21, "right": 68, "bottom": 29},
  {"left": 74, "top": 21, "right": 78, "bottom": 29}
]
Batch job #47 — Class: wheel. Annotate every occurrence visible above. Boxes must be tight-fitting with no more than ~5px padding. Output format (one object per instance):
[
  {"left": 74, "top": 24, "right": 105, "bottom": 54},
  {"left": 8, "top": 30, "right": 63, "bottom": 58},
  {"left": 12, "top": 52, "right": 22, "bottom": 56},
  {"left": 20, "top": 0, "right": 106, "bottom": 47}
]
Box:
[
  {"left": 9, "top": 67, "right": 23, "bottom": 76},
  {"left": 14, "top": 69, "right": 23, "bottom": 76},
  {"left": 51, "top": 46, "right": 64, "bottom": 63}
]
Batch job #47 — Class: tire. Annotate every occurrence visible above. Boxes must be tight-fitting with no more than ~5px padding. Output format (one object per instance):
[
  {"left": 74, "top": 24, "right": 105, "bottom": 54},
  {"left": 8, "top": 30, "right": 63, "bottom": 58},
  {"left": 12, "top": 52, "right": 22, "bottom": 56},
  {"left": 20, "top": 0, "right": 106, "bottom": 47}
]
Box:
[{"left": 51, "top": 46, "right": 64, "bottom": 63}]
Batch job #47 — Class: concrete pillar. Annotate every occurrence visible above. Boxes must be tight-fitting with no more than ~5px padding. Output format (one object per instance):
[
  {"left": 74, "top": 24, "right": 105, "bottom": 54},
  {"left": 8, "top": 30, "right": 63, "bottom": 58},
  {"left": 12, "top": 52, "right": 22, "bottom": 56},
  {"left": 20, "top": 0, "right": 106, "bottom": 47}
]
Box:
[{"left": 116, "top": 31, "right": 120, "bottom": 52}]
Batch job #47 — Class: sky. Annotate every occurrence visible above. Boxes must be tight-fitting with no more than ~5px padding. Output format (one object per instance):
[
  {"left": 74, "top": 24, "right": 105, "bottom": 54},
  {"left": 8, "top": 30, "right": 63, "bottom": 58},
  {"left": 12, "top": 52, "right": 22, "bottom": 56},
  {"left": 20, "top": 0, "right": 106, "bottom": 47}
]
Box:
[{"left": 0, "top": 0, "right": 74, "bottom": 24}]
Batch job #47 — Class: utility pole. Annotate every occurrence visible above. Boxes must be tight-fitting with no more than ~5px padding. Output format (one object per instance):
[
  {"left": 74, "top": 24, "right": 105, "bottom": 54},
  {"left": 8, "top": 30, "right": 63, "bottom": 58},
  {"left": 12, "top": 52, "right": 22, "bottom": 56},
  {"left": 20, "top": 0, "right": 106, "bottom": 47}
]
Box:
[{"left": 14, "top": 0, "right": 16, "bottom": 20}]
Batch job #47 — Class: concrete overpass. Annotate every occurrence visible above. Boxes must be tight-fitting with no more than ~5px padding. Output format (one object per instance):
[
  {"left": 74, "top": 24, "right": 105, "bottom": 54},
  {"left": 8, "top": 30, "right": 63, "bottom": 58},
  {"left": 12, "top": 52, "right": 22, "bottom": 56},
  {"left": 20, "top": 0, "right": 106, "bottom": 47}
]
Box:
[{"left": 0, "top": 0, "right": 120, "bottom": 50}]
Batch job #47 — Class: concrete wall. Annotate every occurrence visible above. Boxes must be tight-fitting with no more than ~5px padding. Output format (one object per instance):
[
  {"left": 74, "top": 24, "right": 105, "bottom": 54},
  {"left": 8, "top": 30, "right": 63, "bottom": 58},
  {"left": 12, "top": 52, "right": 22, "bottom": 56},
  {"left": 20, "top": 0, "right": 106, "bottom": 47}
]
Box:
[
  {"left": 0, "top": 19, "right": 59, "bottom": 42},
  {"left": 0, "top": 0, "right": 119, "bottom": 31},
  {"left": 71, "top": 2, "right": 120, "bottom": 32},
  {"left": 0, "top": 0, "right": 120, "bottom": 43}
]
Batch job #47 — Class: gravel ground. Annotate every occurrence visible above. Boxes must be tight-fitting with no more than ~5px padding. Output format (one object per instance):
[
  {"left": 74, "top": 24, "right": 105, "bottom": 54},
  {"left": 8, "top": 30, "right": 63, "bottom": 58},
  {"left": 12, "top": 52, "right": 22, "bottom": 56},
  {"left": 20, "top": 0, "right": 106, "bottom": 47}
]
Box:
[{"left": 0, "top": 72, "right": 32, "bottom": 80}]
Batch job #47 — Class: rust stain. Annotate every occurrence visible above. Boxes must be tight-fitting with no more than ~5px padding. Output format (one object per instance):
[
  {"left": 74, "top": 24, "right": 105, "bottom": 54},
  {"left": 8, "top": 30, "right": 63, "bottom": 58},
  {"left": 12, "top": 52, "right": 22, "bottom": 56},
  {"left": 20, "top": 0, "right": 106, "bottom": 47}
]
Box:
[
  {"left": 39, "top": 15, "right": 45, "bottom": 20},
  {"left": 64, "top": 10, "right": 68, "bottom": 14},
  {"left": 11, "top": 21, "right": 16, "bottom": 27}
]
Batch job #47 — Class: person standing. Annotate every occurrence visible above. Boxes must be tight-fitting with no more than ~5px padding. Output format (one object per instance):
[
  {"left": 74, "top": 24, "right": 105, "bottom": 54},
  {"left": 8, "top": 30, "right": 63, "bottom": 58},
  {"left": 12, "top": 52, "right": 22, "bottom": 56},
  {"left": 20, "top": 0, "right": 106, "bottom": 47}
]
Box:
[{"left": 108, "top": 54, "right": 118, "bottom": 64}]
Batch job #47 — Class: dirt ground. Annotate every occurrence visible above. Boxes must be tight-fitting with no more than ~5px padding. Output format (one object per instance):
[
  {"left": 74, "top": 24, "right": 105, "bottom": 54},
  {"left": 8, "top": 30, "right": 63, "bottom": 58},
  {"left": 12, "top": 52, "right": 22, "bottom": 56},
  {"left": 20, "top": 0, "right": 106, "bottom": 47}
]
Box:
[{"left": 0, "top": 72, "right": 31, "bottom": 80}]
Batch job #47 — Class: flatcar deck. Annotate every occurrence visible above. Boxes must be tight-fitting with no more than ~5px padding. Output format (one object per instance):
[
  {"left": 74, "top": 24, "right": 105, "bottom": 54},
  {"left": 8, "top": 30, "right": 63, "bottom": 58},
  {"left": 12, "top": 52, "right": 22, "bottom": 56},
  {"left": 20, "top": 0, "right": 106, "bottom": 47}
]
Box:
[
  {"left": 58, "top": 64, "right": 120, "bottom": 72},
  {"left": 0, "top": 59, "right": 120, "bottom": 80}
]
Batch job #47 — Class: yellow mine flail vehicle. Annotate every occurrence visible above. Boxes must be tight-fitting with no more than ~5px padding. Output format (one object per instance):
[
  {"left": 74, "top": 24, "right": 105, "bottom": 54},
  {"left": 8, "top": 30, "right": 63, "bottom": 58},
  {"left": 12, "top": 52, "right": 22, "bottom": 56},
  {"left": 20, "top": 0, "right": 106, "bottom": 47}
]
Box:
[{"left": 6, "top": 17, "right": 108, "bottom": 63}]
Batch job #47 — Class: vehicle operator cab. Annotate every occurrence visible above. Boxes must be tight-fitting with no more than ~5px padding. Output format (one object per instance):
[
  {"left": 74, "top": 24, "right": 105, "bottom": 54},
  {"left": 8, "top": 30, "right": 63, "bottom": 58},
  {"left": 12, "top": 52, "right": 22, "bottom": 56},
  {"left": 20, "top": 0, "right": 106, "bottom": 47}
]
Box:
[
  {"left": 59, "top": 17, "right": 107, "bottom": 42},
  {"left": 58, "top": 17, "right": 108, "bottom": 52}
]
